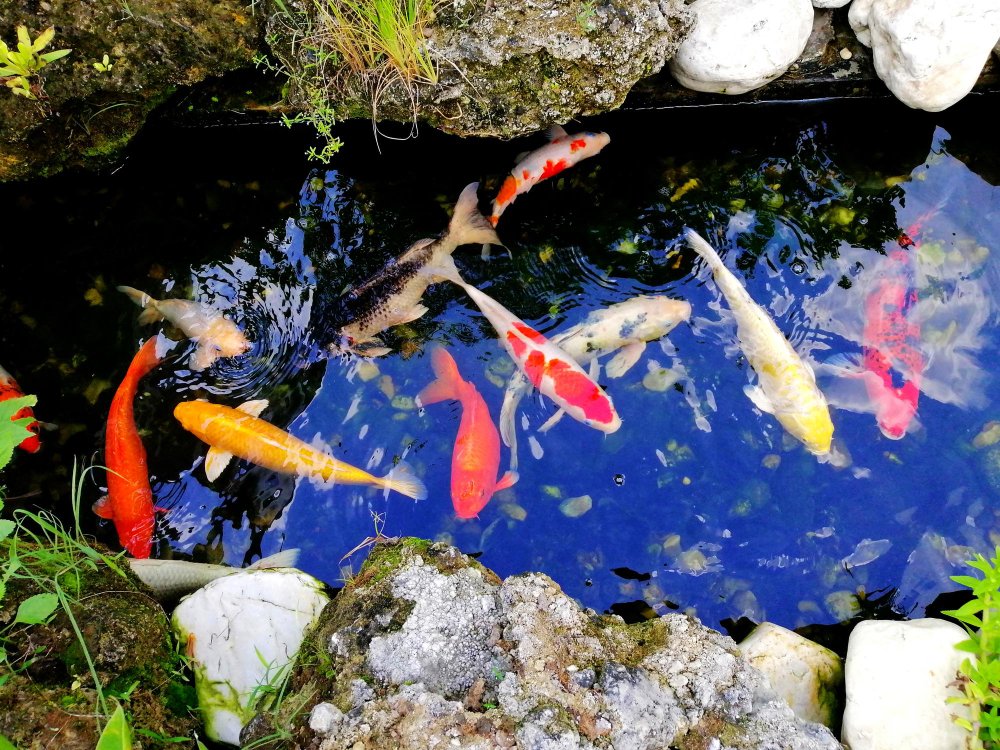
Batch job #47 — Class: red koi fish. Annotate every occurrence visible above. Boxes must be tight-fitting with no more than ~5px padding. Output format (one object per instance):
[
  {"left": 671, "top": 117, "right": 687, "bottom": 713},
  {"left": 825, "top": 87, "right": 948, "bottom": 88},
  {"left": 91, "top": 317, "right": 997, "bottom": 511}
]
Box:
[
  {"left": 489, "top": 125, "right": 611, "bottom": 227},
  {"left": 429, "top": 256, "right": 621, "bottom": 434},
  {"left": 860, "top": 230, "right": 924, "bottom": 439},
  {"left": 827, "top": 229, "right": 924, "bottom": 440},
  {"left": 0, "top": 363, "right": 41, "bottom": 453},
  {"left": 417, "top": 347, "right": 518, "bottom": 518},
  {"left": 95, "top": 337, "right": 163, "bottom": 558}
]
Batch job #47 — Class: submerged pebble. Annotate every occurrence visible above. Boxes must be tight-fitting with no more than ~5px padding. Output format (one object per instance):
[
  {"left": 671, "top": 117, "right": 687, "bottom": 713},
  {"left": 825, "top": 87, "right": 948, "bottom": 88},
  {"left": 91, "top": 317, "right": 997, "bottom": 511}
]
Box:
[
  {"left": 559, "top": 495, "right": 592, "bottom": 518},
  {"left": 973, "top": 421, "right": 1000, "bottom": 449},
  {"left": 355, "top": 360, "right": 380, "bottom": 382}
]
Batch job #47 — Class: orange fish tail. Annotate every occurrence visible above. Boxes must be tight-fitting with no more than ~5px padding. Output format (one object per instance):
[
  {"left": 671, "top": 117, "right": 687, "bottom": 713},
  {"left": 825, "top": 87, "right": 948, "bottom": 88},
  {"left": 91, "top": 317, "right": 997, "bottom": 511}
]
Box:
[{"left": 418, "top": 347, "right": 463, "bottom": 406}]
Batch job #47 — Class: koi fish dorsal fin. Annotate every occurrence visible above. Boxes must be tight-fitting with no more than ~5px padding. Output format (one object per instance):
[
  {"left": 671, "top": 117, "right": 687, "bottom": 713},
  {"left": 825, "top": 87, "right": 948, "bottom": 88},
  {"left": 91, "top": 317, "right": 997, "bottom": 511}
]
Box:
[
  {"left": 248, "top": 548, "right": 301, "bottom": 570},
  {"left": 547, "top": 124, "right": 569, "bottom": 141},
  {"left": 204, "top": 447, "right": 234, "bottom": 483},
  {"left": 236, "top": 399, "right": 269, "bottom": 417}
]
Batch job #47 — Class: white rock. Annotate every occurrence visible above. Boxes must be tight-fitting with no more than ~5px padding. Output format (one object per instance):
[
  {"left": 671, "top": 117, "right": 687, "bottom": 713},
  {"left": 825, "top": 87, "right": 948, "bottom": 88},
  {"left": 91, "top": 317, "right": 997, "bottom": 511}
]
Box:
[
  {"left": 172, "top": 569, "right": 330, "bottom": 746},
  {"left": 309, "top": 702, "right": 346, "bottom": 736},
  {"left": 841, "top": 619, "right": 974, "bottom": 750},
  {"left": 849, "top": 0, "right": 876, "bottom": 46},
  {"left": 856, "top": 0, "right": 1000, "bottom": 111},
  {"left": 668, "top": 0, "right": 815, "bottom": 95},
  {"left": 813, "top": 0, "right": 852, "bottom": 7},
  {"left": 739, "top": 622, "right": 843, "bottom": 728}
]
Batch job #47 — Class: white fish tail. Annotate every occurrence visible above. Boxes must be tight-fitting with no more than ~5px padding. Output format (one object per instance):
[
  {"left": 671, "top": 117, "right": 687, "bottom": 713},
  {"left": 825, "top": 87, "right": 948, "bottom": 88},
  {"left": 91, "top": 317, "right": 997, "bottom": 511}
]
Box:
[
  {"left": 683, "top": 229, "right": 726, "bottom": 274},
  {"left": 248, "top": 548, "right": 301, "bottom": 570},
  {"left": 446, "top": 183, "right": 502, "bottom": 249},
  {"left": 117, "top": 285, "right": 164, "bottom": 324},
  {"left": 380, "top": 461, "right": 427, "bottom": 501}
]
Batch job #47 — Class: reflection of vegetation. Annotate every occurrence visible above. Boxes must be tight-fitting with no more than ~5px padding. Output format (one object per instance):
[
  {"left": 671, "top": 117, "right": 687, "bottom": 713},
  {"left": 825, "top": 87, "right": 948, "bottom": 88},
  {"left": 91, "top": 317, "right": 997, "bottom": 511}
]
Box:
[{"left": 944, "top": 548, "right": 1000, "bottom": 749}]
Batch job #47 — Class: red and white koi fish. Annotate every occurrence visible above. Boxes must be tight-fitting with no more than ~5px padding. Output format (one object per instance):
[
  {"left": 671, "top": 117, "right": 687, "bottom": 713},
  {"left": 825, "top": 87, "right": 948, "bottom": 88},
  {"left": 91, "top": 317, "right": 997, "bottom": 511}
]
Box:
[
  {"left": 489, "top": 125, "right": 611, "bottom": 227},
  {"left": 827, "top": 229, "right": 925, "bottom": 440},
  {"left": 0, "top": 363, "right": 41, "bottom": 453},
  {"left": 336, "top": 183, "right": 501, "bottom": 357},
  {"left": 417, "top": 347, "right": 518, "bottom": 519},
  {"left": 95, "top": 337, "right": 163, "bottom": 558},
  {"left": 173, "top": 399, "right": 427, "bottom": 500},
  {"left": 430, "top": 256, "right": 621, "bottom": 434},
  {"left": 118, "top": 285, "right": 251, "bottom": 371},
  {"left": 499, "top": 296, "right": 691, "bottom": 468}
]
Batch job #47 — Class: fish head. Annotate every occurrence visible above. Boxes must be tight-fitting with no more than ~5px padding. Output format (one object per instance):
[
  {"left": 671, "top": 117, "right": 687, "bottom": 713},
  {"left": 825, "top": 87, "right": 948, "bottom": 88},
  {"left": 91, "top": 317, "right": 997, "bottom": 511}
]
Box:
[
  {"left": 873, "top": 380, "right": 920, "bottom": 440},
  {"left": 453, "top": 478, "right": 491, "bottom": 519},
  {"left": 629, "top": 297, "right": 692, "bottom": 340},
  {"left": 210, "top": 318, "right": 252, "bottom": 357},
  {"left": 577, "top": 131, "right": 611, "bottom": 156},
  {"left": 780, "top": 406, "right": 834, "bottom": 456}
]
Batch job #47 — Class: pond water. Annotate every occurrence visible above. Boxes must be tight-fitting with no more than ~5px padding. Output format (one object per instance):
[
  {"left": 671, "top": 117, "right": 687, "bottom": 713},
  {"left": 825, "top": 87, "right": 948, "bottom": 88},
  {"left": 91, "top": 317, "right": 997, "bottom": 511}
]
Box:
[{"left": 2, "top": 98, "right": 999, "bottom": 635}]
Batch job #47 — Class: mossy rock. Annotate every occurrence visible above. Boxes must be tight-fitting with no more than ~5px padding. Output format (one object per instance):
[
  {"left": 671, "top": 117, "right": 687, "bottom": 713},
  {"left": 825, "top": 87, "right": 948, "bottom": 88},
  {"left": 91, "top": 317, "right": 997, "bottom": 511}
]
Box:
[{"left": 0, "top": 540, "right": 198, "bottom": 748}]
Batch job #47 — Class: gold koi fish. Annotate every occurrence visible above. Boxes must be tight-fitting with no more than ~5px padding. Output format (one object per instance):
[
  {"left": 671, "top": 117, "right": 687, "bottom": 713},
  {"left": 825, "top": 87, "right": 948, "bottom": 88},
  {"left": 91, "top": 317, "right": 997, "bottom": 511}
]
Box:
[
  {"left": 173, "top": 399, "right": 427, "bottom": 500},
  {"left": 685, "top": 229, "right": 834, "bottom": 456}
]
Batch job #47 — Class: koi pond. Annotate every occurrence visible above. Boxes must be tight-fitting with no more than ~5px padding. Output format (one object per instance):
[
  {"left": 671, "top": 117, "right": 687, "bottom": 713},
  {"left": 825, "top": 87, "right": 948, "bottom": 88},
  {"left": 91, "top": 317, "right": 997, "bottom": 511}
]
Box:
[{"left": 2, "top": 98, "right": 999, "bottom": 634}]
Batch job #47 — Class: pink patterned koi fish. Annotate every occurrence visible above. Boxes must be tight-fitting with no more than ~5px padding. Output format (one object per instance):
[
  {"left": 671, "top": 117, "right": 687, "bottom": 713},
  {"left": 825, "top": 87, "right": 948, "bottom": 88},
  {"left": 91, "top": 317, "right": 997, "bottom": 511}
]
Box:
[{"left": 417, "top": 347, "right": 518, "bottom": 519}]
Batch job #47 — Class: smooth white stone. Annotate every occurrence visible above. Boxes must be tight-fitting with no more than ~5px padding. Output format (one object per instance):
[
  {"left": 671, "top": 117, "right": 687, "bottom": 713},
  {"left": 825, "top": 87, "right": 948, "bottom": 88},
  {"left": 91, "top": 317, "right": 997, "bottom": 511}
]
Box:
[
  {"left": 849, "top": 0, "right": 876, "bottom": 46},
  {"left": 841, "top": 619, "right": 974, "bottom": 750},
  {"left": 172, "top": 569, "right": 330, "bottom": 746},
  {"left": 668, "top": 0, "right": 815, "bottom": 95},
  {"left": 813, "top": 0, "right": 852, "bottom": 7},
  {"left": 858, "top": 0, "right": 1000, "bottom": 111},
  {"left": 739, "top": 622, "right": 843, "bottom": 728}
]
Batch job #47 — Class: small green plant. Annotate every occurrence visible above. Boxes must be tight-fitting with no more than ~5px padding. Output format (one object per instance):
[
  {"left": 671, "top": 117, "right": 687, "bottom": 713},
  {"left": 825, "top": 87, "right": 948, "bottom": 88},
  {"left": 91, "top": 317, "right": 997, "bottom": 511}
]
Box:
[
  {"left": 943, "top": 546, "right": 1000, "bottom": 749},
  {"left": 576, "top": 1, "right": 598, "bottom": 33},
  {"left": 93, "top": 54, "right": 114, "bottom": 73},
  {"left": 0, "top": 394, "right": 36, "bottom": 473},
  {"left": 0, "top": 25, "right": 71, "bottom": 100}
]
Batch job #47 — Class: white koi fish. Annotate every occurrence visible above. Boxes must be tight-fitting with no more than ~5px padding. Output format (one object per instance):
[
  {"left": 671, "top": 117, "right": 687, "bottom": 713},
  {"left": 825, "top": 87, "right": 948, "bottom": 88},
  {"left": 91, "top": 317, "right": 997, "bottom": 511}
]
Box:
[
  {"left": 499, "top": 296, "right": 692, "bottom": 468},
  {"left": 431, "top": 256, "right": 621, "bottom": 435},
  {"left": 685, "top": 229, "right": 834, "bottom": 456},
  {"left": 118, "top": 286, "right": 251, "bottom": 371},
  {"left": 489, "top": 125, "right": 611, "bottom": 227},
  {"left": 336, "top": 182, "right": 501, "bottom": 357},
  {"left": 129, "top": 548, "right": 301, "bottom": 602}
]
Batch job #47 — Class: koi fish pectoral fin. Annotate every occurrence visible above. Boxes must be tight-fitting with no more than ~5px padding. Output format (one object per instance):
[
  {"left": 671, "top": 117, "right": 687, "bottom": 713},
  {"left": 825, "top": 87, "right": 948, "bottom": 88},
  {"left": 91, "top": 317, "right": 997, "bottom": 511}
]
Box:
[
  {"left": 397, "top": 303, "right": 430, "bottom": 326},
  {"left": 204, "top": 447, "right": 235, "bottom": 483},
  {"left": 743, "top": 384, "right": 776, "bottom": 415},
  {"left": 537, "top": 408, "right": 566, "bottom": 434},
  {"left": 605, "top": 341, "right": 647, "bottom": 379},
  {"left": 495, "top": 470, "right": 519, "bottom": 492},
  {"left": 237, "top": 399, "right": 270, "bottom": 417},
  {"left": 93, "top": 495, "right": 114, "bottom": 520}
]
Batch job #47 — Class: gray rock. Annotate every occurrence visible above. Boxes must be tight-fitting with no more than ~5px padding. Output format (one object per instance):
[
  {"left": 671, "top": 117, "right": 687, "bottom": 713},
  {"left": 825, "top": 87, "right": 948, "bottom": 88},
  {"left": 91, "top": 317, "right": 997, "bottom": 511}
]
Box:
[
  {"left": 257, "top": 538, "right": 843, "bottom": 750},
  {"left": 271, "top": 0, "right": 694, "bottom": 138}
]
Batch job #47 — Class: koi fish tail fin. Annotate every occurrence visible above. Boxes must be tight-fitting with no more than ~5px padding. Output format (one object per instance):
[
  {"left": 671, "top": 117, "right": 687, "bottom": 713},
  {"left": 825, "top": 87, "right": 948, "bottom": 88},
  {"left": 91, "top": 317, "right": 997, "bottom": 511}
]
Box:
[
  {"left": 683, "top": 229, "right": 726, "bottom": 274},
  {"left": 417, "top": 347, "right": 462, "bottom": 406},
  {"left": 249, "top": 548, "right": 301, "bottom": 570},
  {"left": 117, "top": 285, "right": 164, "bottom": 324},
  {"left": 380, "top": 461, "right": 427, "bottom": 501},
  {"left": 448, "top": 182, "right": 503, "bottom": 250}
]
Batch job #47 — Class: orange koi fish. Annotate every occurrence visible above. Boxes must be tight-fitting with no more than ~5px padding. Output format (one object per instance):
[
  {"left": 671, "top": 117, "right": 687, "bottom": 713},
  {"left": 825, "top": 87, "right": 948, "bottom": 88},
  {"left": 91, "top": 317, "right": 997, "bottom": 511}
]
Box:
[
  {"left": 173, "top": 399, "right": 427, "bottom": 500},
  {"left": 489, "top": 125, "right": 611, "bottom": 227},
  {"left": 0, "top": 363, "right": 41, "bottom": 453},
  {"left": 95, "top": 337, "right": 163, "bottom": 558},
  {"left": 430, "top": 256, "right": 621, "bottom": 434},
  {"left": 417, "top": 347, "right": 518, "bottom": 518}
]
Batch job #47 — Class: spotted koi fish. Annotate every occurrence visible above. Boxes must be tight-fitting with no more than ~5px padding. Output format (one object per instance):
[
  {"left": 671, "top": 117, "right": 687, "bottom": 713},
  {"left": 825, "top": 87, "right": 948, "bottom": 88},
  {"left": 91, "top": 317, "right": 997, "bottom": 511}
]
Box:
[
  {"left": 418, "top": 347, "right": 518, "bottom": 519},
  {"left": 686, "top": 229, "right": 834, "bottom": 456},
  {"left": 0, "top": 363, "right": 41, "bottom": 454},
  {"left": 488, "top": 125, "right": 611, "bottom": 227},
  {"left": 336, "top": 182, "right": 501, "bottom": 357},
  {"left": 430, "top": 256, "right": 621, "bottom": 434},
  {"left": 828, "top": 228, "right": 925, "bottom": 440},
  {"left": 95, "top": 337, "right": 163, "bottom": 558}
]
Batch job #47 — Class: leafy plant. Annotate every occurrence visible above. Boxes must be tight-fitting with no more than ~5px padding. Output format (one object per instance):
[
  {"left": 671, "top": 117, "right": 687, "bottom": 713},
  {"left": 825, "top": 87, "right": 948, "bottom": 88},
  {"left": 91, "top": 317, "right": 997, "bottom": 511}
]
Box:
[
  {"left": 0, "top": 394, "right": 36, "bottom": 472},
  {"left": 93, "top": 54, "right": 114, "bottom": 73},
  {"left": 0, "top": 25, "right": 71, "bottom": 100},
  {"left": 95, "top": 703, "right": 132, "bottom": 749},
  {"left": 943, "top": 545, "right": 1000, "bottom": 749}
]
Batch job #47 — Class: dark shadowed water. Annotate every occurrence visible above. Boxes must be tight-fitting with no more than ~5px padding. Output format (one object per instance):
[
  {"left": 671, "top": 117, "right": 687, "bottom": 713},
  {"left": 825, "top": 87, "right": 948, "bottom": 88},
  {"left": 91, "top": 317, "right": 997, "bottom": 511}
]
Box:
[{"left": 2, "top": 97, "right": 999, "bottom": 634}]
